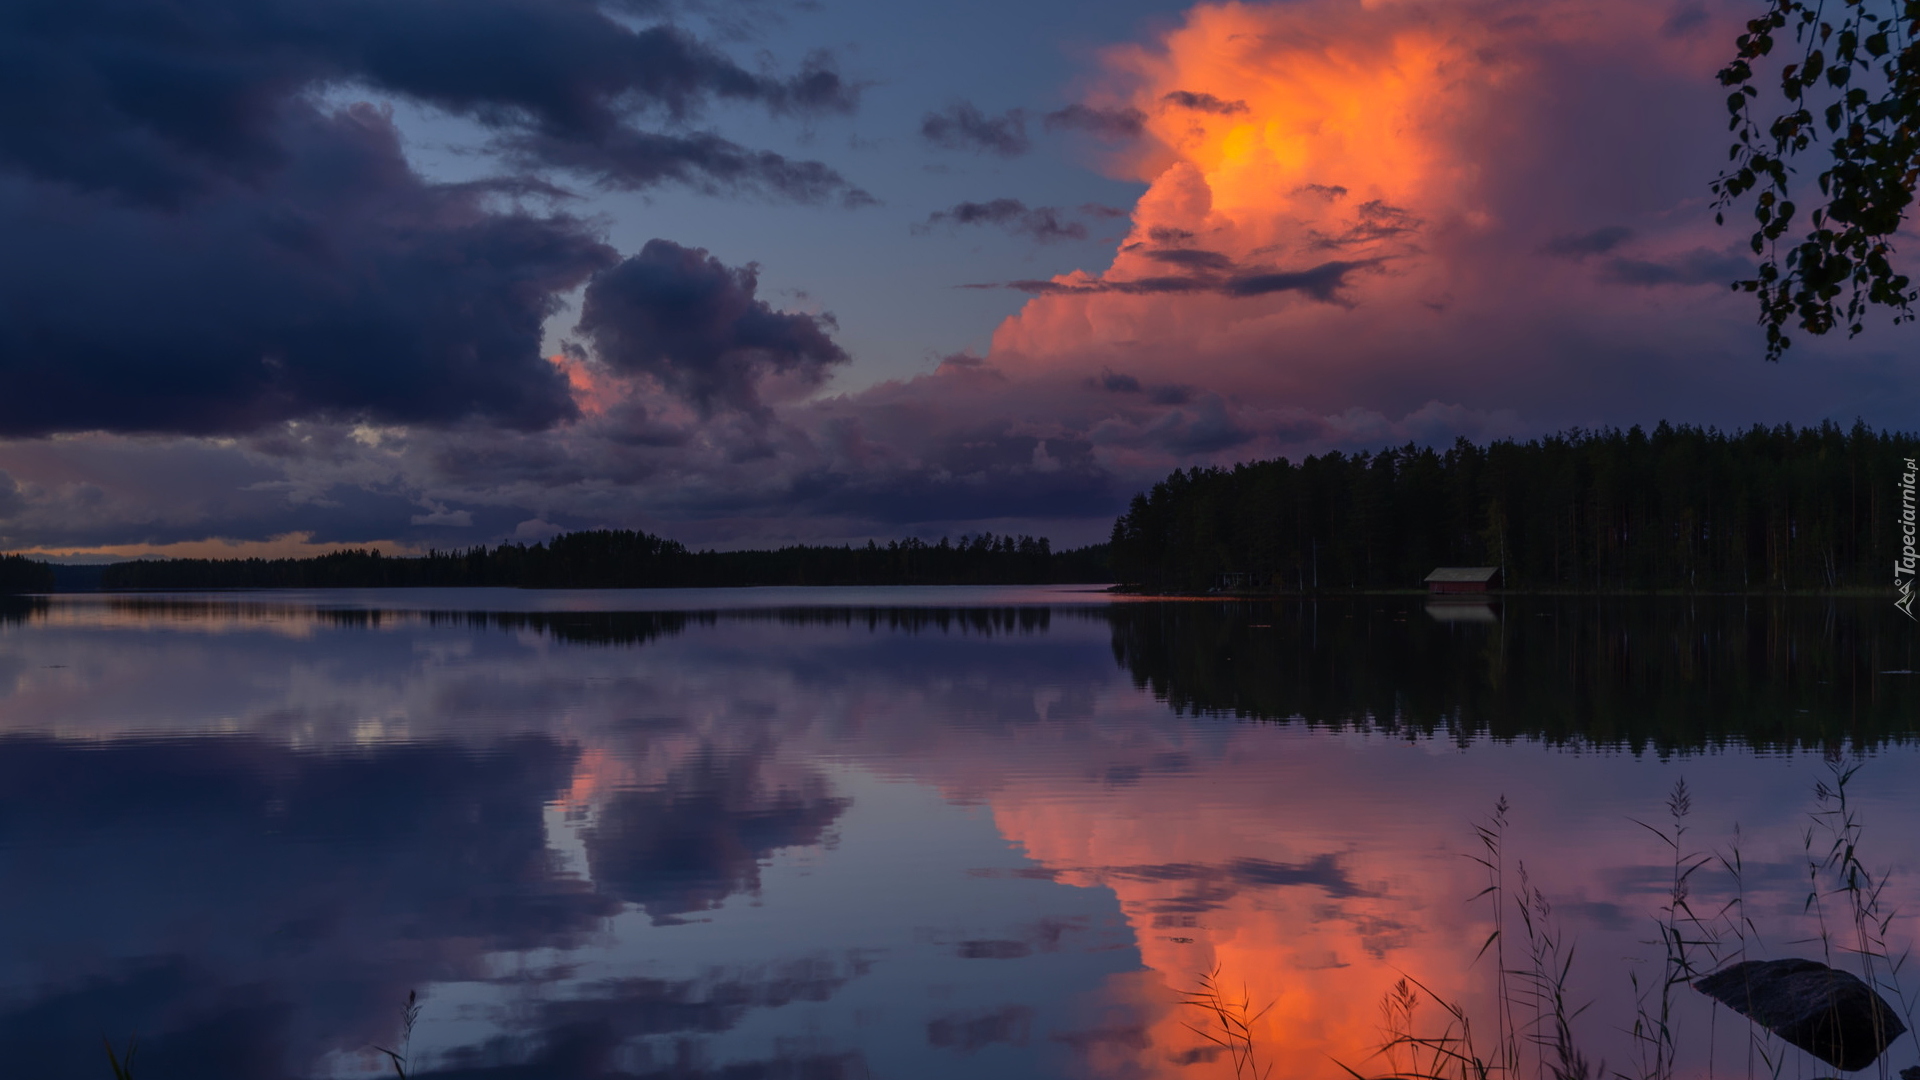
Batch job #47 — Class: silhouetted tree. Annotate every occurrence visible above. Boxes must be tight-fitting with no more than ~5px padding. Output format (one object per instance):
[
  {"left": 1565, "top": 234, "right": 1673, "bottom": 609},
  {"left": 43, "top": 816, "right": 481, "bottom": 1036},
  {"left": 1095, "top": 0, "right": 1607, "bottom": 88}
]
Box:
[
  {"left": 0, "top": 554, "right": 53, "bottom": 594},
  {"left": 1716, "top": 0, "right": 1920, "bottom": 355}
]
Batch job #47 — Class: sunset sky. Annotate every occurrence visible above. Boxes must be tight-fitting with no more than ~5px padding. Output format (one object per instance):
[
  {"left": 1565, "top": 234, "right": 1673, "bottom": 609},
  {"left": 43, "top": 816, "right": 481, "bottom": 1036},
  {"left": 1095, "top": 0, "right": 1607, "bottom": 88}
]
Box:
[{"left": 4, "top": 0, "right": 1918, "bottom": 557}]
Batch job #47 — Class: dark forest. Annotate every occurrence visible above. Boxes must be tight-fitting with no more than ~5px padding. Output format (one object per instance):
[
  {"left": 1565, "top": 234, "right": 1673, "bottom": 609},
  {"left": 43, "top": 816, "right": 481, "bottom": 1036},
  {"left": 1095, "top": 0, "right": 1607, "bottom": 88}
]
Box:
[{"left": 1109, "top": 421, "right": 1919, "bottom": 592}]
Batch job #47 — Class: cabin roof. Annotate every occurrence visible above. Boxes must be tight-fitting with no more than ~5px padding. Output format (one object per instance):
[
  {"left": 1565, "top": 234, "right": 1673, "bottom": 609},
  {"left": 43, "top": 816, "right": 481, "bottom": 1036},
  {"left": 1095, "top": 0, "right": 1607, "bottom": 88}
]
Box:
[{"left": 1423, "top": 566, "right": 1501, "bottom": 583}]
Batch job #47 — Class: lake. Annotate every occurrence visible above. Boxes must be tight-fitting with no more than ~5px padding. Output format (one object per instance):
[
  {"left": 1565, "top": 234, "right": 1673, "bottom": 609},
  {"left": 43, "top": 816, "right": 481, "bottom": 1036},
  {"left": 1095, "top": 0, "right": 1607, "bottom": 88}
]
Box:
[{"left": 1, "top": 588, "right": 1917, "bottom": 1080}]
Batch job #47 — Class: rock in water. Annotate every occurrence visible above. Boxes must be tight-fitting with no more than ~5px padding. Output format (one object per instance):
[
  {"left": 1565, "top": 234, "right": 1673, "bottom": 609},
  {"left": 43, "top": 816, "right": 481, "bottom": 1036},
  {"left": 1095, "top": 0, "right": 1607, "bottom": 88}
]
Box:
[{"left": 1694, "top": 958, "right": 1906, "bottom": 1071}]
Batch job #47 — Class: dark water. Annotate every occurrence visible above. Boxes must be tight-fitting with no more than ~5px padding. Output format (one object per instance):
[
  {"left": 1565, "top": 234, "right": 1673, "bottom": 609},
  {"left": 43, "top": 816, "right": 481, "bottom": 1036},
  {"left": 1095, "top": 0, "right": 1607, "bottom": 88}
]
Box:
[{"left": 1, "top": 589, "right": 1917, "bottom": 1080}]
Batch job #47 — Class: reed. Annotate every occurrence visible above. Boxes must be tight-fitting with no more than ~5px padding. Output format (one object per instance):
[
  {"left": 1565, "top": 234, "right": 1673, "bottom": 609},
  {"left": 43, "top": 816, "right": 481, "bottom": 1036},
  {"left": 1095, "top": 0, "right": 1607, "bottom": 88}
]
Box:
[
  {"left": 102, "top": 1037, "right": 134, "bottom": 1080},
  {"left": 1331, "top": 765, "right": 1914, "bottom": 1080},
  {"left": 1182, "top": 964, "right": 1277, "bottom": 1080},
  {"left": 372, "top": 989, "right": 422, "bottom": 1079},
  {"left": 1803, "top": 758, "right": 1920, "bottom": 1078}
]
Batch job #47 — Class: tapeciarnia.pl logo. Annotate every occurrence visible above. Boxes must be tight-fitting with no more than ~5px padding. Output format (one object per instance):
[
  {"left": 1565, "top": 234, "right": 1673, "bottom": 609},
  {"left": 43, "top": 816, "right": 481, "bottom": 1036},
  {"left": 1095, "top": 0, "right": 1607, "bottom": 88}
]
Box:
[{"left": 1899, "top": 456, "right": 1918, "bottom": 620}]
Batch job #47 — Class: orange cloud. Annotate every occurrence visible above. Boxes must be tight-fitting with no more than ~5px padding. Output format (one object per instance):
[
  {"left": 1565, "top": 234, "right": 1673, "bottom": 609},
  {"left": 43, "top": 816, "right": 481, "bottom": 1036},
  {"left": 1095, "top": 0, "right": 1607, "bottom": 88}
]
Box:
[{"left": 988, "top": 0, "right": 1752, "bottom": 419}]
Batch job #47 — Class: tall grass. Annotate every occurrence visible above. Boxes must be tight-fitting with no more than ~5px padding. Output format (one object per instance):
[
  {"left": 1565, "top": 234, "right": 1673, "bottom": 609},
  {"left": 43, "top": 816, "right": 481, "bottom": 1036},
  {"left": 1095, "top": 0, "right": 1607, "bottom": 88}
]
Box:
[
  {"left": 373, "top": 990, "right": 422, "bottom": 1079},
  {"left": 1182, "top": 965, "right": 1278, "bottom": 1080},
  {"left": 1328, "top": 761, "right": 1915, "bottom": 1080},
  {"left": 1803, "top": 760, "right": 1919, "bottom": 1078},
  {"left": 102, "top": 1037, "right": 134, "bottom": 1080}
]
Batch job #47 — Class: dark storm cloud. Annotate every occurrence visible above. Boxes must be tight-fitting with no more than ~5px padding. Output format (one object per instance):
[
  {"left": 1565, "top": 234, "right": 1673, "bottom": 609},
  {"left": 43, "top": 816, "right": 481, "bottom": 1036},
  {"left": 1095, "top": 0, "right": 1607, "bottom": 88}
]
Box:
[
  {"left": 1162, "top": 90, "right": 1249, "bottom": 115},
  {"left": 1043, "top": 103, "right": 1147, "bottom": 140},
  {"left": 1541, "top": 226, "right": 1635, "bottom": 260},
  {"left": 972, "top": 257, "right": 1377, "bottom": 304},
  {"left": 0, "top": 104, "right": 615, "bottom": 436},
  {"left": 0, "top": 0, "right": 861, "bottom": 205},
  {"left": 0, "top": 0, "right": 865, "bottom": 439},
  {"left": 918, "top": 198, "right": 1087, "bottom": 243},
  {"left": 1223, "top": 259, "right": 1378, "bottom": 302},
  {"left": 1142, "top": 248, "right": 1235, "bottom": 271},
  {"left": 919, "top": 102, "right": 1031, "bottom": 157},
  {"left": 576, "top": 240, "right": 851, "bottom": 419}
]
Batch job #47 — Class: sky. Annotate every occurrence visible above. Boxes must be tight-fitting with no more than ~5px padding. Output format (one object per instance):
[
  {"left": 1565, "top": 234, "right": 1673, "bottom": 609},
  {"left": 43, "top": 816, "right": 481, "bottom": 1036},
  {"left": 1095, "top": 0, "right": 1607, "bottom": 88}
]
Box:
[{"left": 2, "top": 0, "right": 1918, "bottom": 558}]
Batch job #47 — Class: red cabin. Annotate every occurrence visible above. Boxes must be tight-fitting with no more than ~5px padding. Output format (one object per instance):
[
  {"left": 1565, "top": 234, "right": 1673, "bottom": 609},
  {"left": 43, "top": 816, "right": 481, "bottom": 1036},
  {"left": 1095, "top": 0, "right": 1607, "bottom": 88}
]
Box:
[{"left": 1424, "top": 567, "right": 1503, "bottom": 594}]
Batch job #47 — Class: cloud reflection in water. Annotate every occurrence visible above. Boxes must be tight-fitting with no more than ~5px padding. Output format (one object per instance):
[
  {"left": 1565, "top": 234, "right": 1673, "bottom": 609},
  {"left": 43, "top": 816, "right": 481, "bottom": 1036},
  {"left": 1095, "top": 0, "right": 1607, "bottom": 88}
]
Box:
[{"left": 0, "top": 593, "right": 1912, "bottom": 1079}]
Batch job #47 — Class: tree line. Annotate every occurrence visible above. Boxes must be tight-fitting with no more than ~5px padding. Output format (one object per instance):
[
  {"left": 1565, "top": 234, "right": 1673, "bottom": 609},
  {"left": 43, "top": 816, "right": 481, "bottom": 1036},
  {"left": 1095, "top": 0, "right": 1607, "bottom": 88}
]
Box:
[
  {"left": 1109, "top": 421, "right": 1919, "bottom": 592},
  {"left": 7, "top": 420, "right": 1919, "bottom": 595},
  {"left": 0, "top": 554, "right": 53, "bottom": 594},
  {"left": 87, "top": 531, "right": 1113, "bottom": 590}
]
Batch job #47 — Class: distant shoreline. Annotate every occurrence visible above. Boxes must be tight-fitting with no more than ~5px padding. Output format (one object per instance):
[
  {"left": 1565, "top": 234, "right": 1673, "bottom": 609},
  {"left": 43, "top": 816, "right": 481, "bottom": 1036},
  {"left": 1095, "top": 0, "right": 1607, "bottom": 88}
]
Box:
[{"left": 13, "top": 583, "right": 1902, "bottom": 600}]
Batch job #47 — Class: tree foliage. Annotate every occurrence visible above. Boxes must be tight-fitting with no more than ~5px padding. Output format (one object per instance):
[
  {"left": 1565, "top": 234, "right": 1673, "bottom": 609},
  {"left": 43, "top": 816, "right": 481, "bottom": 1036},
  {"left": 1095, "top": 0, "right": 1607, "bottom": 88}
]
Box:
[
  {"left": 1716, "top": 0, "right": 1920, "bottom": 357},
  {"left": 1108, "top": 421, "right": 1917, "bottom": 592}
]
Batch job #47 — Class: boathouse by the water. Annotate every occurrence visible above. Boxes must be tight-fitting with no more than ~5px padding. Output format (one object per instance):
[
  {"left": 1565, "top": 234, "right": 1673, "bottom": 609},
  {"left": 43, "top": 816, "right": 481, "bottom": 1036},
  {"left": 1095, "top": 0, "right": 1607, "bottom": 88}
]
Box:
[{"left": 1423, "top": 566, "right": 1503, "bottom": 594}]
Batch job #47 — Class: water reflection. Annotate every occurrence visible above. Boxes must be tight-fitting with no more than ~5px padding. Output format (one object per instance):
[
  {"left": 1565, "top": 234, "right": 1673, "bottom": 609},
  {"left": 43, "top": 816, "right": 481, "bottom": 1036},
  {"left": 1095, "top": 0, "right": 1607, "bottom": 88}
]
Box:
[
  {"left": 0, "top": 592, "right": 1913, "bottom": 1079},
  {"left": 1109, "top": 596, "right": 1920, "bottom": 751},
  {"left": 584, "top": 746, "right": 849, "bottom": 923}
]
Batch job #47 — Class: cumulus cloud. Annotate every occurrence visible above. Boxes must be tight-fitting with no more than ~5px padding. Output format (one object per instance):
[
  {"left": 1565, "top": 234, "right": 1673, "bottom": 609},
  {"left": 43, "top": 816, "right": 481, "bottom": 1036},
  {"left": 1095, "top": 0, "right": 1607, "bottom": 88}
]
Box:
[
  {"left": 917, "top": 199, "right": 1089, "bottom": 243},
  {"left": 919, "top": 102, "right": 1031, "bottom": 157},
  {"left": 973, "top": 0, "right": 1906, "bottom": 432},
  {"left": 0, "top": 104, "right": 614, "bottom": 436},
  {"left": 0, "top": 0, "right": 870, "bottom": 442},
  {"left": 575, "top": 240, "right": 851, "bottom": 420}
]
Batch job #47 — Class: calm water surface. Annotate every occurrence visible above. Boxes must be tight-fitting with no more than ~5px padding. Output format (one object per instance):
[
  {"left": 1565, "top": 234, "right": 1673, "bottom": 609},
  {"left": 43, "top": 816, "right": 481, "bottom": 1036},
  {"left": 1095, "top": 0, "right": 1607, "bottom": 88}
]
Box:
[{"left": 1, "top": 588, "right": 1917, "bottom": 1080}]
